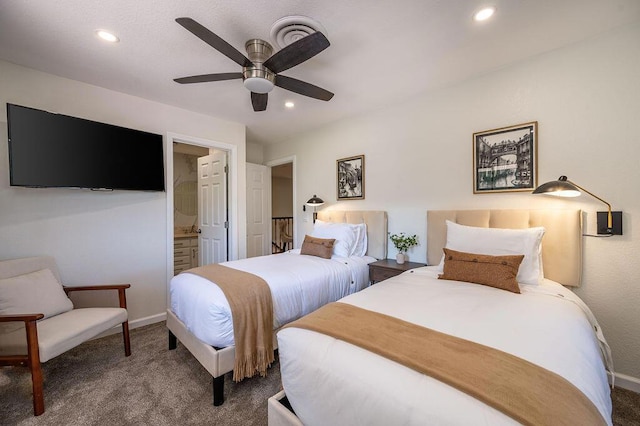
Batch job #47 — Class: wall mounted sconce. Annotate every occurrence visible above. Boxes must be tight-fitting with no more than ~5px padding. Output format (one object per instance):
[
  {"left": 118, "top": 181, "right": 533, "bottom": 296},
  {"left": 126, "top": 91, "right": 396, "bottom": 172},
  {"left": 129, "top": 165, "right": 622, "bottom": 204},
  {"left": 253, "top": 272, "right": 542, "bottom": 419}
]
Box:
[
  {"left": 303, "top": 195, "right": 325, "bottom": 223},
  {"left": 533, "top": 176, "right": 622, "bottom": 235}
]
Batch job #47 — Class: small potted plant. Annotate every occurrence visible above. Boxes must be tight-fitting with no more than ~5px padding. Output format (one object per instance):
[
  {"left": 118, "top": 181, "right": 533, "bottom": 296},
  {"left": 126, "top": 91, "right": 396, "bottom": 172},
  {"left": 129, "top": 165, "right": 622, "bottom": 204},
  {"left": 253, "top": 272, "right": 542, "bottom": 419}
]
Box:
[{"left": 389, "top": 232, "right": 418, "bottom": 264}]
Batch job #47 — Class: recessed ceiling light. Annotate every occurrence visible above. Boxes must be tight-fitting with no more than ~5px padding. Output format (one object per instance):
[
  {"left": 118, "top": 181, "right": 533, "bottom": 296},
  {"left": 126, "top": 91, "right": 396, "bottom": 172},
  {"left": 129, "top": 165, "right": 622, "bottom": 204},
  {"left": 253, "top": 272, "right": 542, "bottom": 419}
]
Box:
[
  {"left": 285, "top": 101, "right": 295, "bottom": 108},
  {"left": 95, "top": 30, "right": 119, "bottom": 43},
  {"left": 473, "top": 6, "right": 496, "bottom": 22}
]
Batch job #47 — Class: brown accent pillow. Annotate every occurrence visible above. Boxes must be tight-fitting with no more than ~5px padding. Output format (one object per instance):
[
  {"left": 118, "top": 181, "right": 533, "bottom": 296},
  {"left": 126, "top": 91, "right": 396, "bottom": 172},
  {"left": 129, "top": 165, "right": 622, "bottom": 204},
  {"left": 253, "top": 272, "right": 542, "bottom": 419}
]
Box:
[
  {"left": 438, "top": 248, "right": 524, "bottom": 294},
  {"left": 300, "top": 235, "right": 336, "bottom": 259}
]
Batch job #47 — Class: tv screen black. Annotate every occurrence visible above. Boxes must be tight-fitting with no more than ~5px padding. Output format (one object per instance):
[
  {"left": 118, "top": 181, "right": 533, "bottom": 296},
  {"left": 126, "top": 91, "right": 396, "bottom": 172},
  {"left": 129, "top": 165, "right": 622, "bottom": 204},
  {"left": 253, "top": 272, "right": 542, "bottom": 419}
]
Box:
[{"left": 7, "top": 103, "right": 165, "bottom": 191}]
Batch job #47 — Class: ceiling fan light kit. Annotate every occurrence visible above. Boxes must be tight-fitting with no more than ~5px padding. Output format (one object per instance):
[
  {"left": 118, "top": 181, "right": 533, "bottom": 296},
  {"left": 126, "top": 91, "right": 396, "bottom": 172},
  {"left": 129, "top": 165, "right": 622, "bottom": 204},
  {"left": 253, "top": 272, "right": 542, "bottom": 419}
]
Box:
[
  {"left": 243, "top": 39, "right": 275, "bottom": 93},
  {"left": 174, "top": 16, "right": 333, "bottom": 112}
]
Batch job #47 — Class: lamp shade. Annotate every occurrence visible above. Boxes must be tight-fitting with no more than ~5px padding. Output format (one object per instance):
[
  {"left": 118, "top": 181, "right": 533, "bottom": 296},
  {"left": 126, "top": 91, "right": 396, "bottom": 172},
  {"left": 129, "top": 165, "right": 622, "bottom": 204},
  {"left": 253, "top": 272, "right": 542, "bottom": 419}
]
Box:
[
  {"left": 532, "top": 176, "right": 580, "bottom": 197},
  {"left": 532, "top": 175, "right": 619, "bottom": 234},
  {"left": 305, "top": 195, "right": 324, "bottom": 206}
]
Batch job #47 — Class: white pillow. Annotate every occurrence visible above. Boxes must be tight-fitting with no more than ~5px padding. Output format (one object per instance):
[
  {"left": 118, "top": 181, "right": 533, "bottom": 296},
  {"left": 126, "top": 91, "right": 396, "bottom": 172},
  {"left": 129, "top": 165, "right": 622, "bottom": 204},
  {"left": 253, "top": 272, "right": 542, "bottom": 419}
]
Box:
[
  {"left": 314, "top": 220, "right": 368, "bottom": 257},
  {"left": 438, "top": 221, "right": 545, "bottom": 285},
  {"left": 0, "top": 268, "right": 74, "bottom": 318},
  {"left": 351, "top": 223, "right": 368, "bottom": 257},
  {"left": 311, "top": 221, "right": 359, "bottom": 257}
]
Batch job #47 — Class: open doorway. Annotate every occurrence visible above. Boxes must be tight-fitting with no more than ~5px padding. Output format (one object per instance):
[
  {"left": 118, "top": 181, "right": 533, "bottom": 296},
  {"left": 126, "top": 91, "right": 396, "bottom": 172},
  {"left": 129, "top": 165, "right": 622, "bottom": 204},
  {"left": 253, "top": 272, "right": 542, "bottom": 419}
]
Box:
[
  {"left": 173, "top": 143, "right": 209, "bottom": 273},
  {"left": 267, "top": 157, "right": 296, "bottom": 254},
  {"left": 172, "top": 142, "right": 229, "bottom": 272},
  {"left": 166, "top": 133, "right": 240, "bottom": 305}
]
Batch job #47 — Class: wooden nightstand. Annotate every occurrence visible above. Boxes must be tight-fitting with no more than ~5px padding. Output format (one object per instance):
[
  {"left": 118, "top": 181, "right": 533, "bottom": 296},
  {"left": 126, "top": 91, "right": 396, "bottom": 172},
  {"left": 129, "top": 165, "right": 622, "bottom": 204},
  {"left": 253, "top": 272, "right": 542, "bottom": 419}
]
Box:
[{"left": 368, "top": 259, "right": 427, "bottom": 284}]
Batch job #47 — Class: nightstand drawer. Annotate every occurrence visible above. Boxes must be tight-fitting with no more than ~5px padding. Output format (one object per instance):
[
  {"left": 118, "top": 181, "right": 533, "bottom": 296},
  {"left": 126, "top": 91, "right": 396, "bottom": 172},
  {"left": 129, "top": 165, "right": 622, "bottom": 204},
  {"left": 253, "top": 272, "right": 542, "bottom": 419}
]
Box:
[
  {"left": 370, "top": 267, "right": 402, "bottom": 283},
  {"left": 368, "top": 259, "right": 427, "bottom": 284}
]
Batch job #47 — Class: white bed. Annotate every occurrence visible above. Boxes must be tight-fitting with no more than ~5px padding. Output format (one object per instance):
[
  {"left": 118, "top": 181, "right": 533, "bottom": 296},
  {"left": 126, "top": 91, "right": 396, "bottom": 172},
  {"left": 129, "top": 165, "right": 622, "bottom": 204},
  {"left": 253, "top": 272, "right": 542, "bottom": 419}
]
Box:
[
  {"left": 170, "top": 250, "right": 374, "bottom": 348},
  {"left": 273, "top": 209, "right": 614, "bottom": 426},
  {"left": 167, "top": 210, "right": 387, "bottom": 406}
]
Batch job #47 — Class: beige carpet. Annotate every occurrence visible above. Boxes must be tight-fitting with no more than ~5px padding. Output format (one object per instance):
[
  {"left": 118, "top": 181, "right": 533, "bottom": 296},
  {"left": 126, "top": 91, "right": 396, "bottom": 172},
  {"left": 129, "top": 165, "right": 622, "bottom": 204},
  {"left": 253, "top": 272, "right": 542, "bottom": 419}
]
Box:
[{"left": 1, "top": 322, "right": 639, "bottom": 425}]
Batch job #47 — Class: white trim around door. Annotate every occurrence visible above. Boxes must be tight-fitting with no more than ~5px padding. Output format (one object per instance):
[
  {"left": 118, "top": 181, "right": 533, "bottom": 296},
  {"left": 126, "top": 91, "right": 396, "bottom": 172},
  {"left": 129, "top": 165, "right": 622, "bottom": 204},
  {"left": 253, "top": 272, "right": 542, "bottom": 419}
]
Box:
[
  {"left": 266, "top": 155, "right": 297, "bottom": 249},
  {"left": 165, "top": 132, "right": 240, "bottom": 307}
]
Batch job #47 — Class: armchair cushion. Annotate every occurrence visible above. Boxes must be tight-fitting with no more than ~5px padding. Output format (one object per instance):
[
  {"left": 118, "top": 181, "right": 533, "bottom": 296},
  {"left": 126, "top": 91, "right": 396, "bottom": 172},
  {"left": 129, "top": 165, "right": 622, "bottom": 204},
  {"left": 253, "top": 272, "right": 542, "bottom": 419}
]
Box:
[
  {"left": 0, "top": 307, "right": 127, "bottom": 362},
  {"left": 0, "top": 268, "right": 73, "bottom": 322}
]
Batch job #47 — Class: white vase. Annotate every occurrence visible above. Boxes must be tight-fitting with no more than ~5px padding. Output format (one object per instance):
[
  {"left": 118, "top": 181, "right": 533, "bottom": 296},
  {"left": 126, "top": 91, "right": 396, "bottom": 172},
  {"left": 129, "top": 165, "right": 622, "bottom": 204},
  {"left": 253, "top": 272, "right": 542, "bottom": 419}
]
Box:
[{"left": 396, "top": 253, "right": 405, "bottom": 264}]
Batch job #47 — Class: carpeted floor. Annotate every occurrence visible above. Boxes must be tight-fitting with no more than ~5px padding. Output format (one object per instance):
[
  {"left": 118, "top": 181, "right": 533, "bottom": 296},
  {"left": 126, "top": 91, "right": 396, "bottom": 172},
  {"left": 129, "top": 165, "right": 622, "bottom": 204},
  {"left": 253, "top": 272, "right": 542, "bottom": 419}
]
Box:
[
  {"left": 0, "top": 322, "right": 282, "bottom": 425},
  {"left": 1, "top": 322, "right": 639, "bottom": 425}
]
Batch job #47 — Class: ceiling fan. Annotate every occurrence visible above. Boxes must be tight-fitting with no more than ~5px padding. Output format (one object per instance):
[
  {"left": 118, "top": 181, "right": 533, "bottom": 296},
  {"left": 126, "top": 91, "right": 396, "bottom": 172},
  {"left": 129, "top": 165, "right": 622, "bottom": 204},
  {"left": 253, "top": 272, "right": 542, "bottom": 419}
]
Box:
[{"left": 173, "top": 17, "right": 334, "bottom": 112}]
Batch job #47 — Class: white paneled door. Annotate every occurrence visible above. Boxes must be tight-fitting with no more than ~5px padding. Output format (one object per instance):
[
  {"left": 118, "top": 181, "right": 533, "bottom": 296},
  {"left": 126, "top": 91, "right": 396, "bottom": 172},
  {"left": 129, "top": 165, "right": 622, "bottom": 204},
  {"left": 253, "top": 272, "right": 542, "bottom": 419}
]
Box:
[
  {"left": 246, "top": 163, "right": 271, "bottom": 258},
  {"left": 198, "top": 151, "right": 228, "bottom": 265}
]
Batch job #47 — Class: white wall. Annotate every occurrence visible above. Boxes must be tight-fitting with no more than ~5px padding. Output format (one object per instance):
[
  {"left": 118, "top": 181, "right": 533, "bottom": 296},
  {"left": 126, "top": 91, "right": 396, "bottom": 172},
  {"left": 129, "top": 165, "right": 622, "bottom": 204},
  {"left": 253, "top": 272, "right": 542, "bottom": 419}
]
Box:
[
  {"left": 265, "top": 23, "right": 640, "bottom": 382},
  {"left": 0, "top": 60, "right": 246, "bottom": 326},
  {"left": 246, "top": 141, "right": 264, "bottom": 164},
  {"left": 272, "top": 176, "right": 293, "bottom": 218}
]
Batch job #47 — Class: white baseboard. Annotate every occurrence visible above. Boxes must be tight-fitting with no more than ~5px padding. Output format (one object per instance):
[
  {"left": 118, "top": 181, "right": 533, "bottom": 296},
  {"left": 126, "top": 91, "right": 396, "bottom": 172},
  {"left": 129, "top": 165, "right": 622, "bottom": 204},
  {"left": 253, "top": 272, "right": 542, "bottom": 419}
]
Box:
[
  {"left": 612, "top": 372, "right": 640, "bottom": 393},
  {"left": 94, "top": 312, "right": 167, "bottom": 339},
  {"left": 129, "top": 312, "right": 167, "bottom": 329}
]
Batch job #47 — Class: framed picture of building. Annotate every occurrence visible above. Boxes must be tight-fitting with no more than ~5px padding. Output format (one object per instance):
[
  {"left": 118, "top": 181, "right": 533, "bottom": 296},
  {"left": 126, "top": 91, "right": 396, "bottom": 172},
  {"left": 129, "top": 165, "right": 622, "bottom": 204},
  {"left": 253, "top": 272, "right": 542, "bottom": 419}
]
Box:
[
  {"left": 337, "top": 155, "right": 365, "bottom": 200},
  {"left": 473, "top": 121, "right": 537, "bottom": 193}
]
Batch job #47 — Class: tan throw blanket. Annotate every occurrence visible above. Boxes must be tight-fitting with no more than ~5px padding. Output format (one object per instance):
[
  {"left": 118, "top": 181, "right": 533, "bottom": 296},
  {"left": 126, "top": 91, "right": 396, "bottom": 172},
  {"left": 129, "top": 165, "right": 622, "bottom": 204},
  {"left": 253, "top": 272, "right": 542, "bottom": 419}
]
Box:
[
  {"left": 186, "top": 264, "right": 274, "bottom": 382},
  {"left": 284, "top": 302, "right": 607, "bottom": 426}
]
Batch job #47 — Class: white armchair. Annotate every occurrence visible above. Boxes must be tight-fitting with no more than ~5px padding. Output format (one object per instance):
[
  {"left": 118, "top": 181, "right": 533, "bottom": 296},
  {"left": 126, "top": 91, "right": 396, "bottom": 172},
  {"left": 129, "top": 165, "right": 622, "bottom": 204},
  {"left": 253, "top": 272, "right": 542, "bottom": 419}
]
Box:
[{"left": 0, "top": 256, "right": 131, "bottom": 416}]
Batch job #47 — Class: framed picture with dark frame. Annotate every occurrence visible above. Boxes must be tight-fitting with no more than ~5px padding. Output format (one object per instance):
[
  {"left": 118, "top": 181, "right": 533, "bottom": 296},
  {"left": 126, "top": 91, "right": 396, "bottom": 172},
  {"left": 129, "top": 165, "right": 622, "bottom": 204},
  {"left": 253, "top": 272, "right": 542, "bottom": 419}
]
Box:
[
  {"left": 337, "top": 155, "right": 365, "bottom": 200},
  {"left": 473, "top": 121, "right": 538, "bottom": 193}
]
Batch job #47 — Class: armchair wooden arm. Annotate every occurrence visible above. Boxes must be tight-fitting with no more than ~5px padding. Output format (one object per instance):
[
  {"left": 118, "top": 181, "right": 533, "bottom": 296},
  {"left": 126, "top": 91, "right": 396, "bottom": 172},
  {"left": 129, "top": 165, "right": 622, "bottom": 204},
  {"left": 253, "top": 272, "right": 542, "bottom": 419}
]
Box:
[
  {"left": 0, "top": 313, "right": 44, "bottom": 365},
  {"left": 0, "top": 313, "right": 45, "bottom": 323}
]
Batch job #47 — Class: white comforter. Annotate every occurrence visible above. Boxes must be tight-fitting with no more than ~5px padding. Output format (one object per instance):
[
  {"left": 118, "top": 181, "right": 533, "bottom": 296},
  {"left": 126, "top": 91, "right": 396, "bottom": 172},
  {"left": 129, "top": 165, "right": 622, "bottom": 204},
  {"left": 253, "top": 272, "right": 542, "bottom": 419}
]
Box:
[
  {"left": 170, "top": 250, "right": 374, "bottom": 348},
  {"left": 278, "top": 266, "right": 613, "bottom": 426}
]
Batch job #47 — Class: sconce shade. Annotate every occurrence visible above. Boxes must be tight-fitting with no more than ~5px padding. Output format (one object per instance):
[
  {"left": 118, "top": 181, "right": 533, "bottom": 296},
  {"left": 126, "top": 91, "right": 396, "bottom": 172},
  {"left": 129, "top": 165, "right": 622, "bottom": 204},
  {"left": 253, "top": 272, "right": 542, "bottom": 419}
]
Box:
[
  {"left": 532, "top": 176, "right": 580, "bottom": 197},
  {"left": 306, "top": 195, "right": 325, "bottom": 206}
]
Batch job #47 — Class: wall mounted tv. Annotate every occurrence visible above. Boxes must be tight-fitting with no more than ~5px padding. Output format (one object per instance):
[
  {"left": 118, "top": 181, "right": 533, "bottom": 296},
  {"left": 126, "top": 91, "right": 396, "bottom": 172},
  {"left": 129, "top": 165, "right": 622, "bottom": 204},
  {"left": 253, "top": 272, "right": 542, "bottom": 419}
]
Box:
[{"left": 7, "top": 103, "right": 165, "bottom": 191}]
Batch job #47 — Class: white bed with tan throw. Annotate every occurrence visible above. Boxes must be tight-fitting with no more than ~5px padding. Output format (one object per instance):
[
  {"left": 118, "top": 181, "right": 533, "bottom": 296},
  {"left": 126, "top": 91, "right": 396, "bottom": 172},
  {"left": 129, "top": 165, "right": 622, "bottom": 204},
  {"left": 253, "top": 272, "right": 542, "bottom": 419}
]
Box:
[
  {"left": 271, "top": 209, "right": 614, "bottom": 426},
  {"left": 167, "top": 210, "right": 387, "bottom": 406}
]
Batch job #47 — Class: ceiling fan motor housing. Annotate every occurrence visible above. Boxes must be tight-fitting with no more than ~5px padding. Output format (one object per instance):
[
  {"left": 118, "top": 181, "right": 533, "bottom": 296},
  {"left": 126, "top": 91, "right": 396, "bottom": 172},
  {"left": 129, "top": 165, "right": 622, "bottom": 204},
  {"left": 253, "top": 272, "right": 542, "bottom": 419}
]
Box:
[{"left": 243, "top": 39, "right": 275, "bottom": 93}]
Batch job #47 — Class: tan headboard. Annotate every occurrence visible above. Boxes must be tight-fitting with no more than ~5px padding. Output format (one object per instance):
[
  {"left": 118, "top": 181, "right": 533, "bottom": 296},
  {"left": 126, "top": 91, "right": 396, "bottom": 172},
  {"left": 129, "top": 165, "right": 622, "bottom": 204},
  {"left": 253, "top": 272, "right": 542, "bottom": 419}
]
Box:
[
  {"left": 316, "top": 210, "right": 388, "bottom": 260},
  {"left": 427, "top": 210, "right": 583, "bottom": 287}
]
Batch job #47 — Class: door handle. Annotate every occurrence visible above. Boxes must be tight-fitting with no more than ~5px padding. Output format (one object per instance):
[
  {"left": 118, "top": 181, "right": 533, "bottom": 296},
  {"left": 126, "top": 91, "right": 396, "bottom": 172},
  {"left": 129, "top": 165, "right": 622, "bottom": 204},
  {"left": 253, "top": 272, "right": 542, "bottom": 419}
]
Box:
[{"left": 197, "top": 229, "right": 202, "bottom": 233}]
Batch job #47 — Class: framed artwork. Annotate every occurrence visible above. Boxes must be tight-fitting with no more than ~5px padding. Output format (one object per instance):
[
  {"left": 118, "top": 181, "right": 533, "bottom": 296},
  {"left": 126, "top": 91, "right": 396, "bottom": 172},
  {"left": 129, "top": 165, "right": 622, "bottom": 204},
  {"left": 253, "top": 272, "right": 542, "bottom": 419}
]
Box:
[
  {"left": 337, "top": 155, "right": 365, "bottom": 200},
  {"left": 473, "top": 121, "right": 537, "bottom": 193}
]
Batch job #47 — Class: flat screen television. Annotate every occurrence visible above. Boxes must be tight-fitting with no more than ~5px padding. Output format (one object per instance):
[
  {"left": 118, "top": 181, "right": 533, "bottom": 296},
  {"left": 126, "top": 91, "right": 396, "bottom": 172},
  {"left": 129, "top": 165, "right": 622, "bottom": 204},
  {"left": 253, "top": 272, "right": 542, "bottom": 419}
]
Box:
[{"left": 7, "top": 103, "right": 165, "bottom": 191}]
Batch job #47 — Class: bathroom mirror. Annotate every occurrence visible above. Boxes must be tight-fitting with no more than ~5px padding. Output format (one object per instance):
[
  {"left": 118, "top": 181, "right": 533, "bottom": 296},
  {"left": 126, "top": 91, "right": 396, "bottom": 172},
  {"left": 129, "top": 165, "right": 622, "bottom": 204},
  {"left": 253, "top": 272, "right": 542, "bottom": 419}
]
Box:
[{"left": 174, "top": 181, "right": 197, "bottom": 216}]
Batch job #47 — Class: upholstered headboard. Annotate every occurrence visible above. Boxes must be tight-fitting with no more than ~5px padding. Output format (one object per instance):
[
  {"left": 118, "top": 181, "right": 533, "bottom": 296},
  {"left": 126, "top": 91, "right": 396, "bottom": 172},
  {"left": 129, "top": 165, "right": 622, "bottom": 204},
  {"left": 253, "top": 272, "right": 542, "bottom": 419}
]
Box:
[
  {"left": 427, "top": 210, "right": 583, "bottom": 287},
  {"left": 316, "top": 210, "right": 388, "bottom": 260}
]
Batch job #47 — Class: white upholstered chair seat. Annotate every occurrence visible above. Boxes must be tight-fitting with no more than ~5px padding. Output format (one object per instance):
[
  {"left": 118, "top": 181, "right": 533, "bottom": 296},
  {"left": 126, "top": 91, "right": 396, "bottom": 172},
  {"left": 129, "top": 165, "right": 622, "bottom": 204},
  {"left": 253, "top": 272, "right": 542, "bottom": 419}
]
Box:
[{"left": 0, "top": 307, "right": 127, "bottom": 362}]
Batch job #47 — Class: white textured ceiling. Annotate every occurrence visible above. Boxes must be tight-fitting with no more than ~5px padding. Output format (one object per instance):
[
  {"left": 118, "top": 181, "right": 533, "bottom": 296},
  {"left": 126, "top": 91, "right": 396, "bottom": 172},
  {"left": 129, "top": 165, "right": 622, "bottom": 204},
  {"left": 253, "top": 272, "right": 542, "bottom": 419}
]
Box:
[{"left": 1, "top": 1, "right": 639, "bottom": 145}]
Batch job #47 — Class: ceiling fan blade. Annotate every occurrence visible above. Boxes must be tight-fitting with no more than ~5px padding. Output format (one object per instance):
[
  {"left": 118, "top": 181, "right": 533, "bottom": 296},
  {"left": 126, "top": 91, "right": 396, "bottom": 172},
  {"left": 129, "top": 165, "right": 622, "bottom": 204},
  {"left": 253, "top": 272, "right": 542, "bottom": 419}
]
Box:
[
  {"left": 263, "top": 32, "right": 330, "bottom": 74},
  {"left": 176, "top": 17, "right": 253, "bottom": 68},
  {"left": 251, "top": 92, "right": 268, "bottom": 112},
  {"left": 275, "top": 75, "right": 334, "bottom": 101},
  {"left": 174, "top": 72, "right": 243, "bottom": 84}
]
